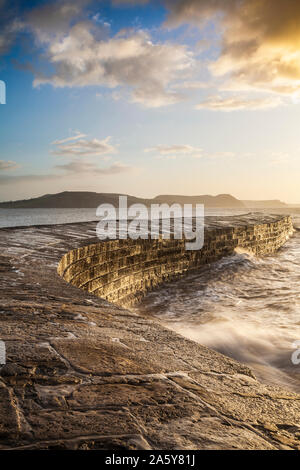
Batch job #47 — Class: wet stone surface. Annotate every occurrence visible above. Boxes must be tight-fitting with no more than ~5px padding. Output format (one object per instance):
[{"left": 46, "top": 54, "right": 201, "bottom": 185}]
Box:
[{"left": 0, "top": 215, "right": 300, "bottom": 450}]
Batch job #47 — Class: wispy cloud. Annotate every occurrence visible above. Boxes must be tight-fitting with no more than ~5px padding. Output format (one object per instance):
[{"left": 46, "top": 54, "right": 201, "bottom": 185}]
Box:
[
  {"left": 0, "top": 160, "right": 134, "bottom": 185},
  {"left": 51, "top": 131, "right": 87, "bottom": 145},
  {"left": 196, "top": 95, "right": 284, "bottom": 111},
  {"left": 269, "top": 151, "right": 291, "bottom": 166},
  {"left": 0, "top": 160, "right": 21, "bottom": 171},
  {"left": 145, "top": 144, "right": 203, "bottom": 159},
  {"left": 55, "top": 160, "right": 131, "bottom": 174},
  {"left": 0, "top": 174, "right": 60, "bottom": 185},
  {"left": 144, "top": 144, "right": 237, "bottom": 161},
  {"left": 51, "top": 134, "right": 117, "bottom": 157},
  {"left": 205, "top": 151, "right": 236, "bottom": 159}
]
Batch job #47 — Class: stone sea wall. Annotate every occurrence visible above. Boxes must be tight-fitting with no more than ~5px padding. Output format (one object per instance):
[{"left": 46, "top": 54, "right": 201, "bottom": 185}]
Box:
[{"left": 57, "top": 216, "right": 293, "bottom": 307}]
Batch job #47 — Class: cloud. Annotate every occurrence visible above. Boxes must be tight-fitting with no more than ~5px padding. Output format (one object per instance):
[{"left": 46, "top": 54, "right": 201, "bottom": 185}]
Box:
[
  {"left": 4, "top": 0, "right": 300, "bottom": 112},
  {"left": 176, "top": 80, "right": 211, "bottom": 90},
  {"left": 25, "top": 0, "right": 90, "bottom": 43},
  {"left": 112, "top": 0, "right": 149, "bottom": 5},
  {"left": 0, "top": 174, "right": 60, "bottom": 185},
  {"left": 196, "top": 95, "right": 284, "bottom": 111},
  {"left": 0, "top": 0, "right": 90, "bottom": 56},
  {"left": 163, "top": 0, "right": 300, "bottom": 99},
  {"left": 0, "top": 0, "right": 23, "bottom": 56},
  {"left": 269, "top": 151, "right": 291, "bottom": 166},
  {"left": 51, "top": 134, "right": 117, "bottom": 157},
  {"left": 0, "top": 160, "right": 133, "bottom": 185},
  {"left": 0, "top": 1, "right": 196, "bottom": 108},
  {"left": 205, "top": 151, "right": 236, "bottom": 159},
  {"left": 31, "top": 19, "right": 193, "bottom": 107},
  {"left": 145, "top": 144, "right": 203, "bottom": 157},
  {"left": 145, "top": 143, "right": 237, "bottom": 160},
  {"left": 0, "top": 160, "right": 20, "bottom": 171},
  {"left": 52, "top": 131, "right": 87, "bottom": 145},
  {"left": 55, "top": 160, "right": 131, "bottom": 174}
]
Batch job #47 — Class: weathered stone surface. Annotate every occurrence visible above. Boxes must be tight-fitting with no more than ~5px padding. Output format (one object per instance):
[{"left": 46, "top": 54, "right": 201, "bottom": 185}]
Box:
[{"left": 0, "top": 215, "right": 299, "bottom": 450}]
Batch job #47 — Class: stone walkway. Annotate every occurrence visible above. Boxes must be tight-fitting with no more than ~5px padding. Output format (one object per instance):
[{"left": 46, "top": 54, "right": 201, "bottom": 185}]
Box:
[{"left": 0, "top": 217, "right": 299, "bottom": 450}]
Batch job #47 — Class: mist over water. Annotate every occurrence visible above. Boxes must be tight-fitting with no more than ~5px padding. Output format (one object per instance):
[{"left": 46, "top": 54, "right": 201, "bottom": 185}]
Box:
[{"left": 136, "top": 210, "right": 300, "bottom": 393}]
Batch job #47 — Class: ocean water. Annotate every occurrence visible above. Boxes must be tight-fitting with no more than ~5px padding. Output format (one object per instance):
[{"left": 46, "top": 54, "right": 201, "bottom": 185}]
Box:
[
  {"left": 0, "top": 207, "right": 247, "bottom": 228},
  {"left": 136, "top": 209, "right": 300, "bottom": 393},
  {"left": 1, "top": 207, "right": 300, "bottom": 392},
  {"left": 0, "top": 208, "right": 99, "bottom": 228}
]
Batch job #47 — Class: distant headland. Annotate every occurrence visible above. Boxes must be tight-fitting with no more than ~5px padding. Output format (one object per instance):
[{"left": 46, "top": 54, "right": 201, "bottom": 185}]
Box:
[{"left": 0, "top": 191, "right": 289, "bottom": 209}]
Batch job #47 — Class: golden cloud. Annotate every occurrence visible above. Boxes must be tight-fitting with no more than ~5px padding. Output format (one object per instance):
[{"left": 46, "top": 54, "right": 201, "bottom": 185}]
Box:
[{"left": 165, "top": 0, "right": 300, "bottom": 97}]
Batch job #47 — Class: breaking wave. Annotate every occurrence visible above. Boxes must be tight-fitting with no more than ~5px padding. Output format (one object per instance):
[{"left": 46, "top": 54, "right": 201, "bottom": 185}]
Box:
[{"left": 136, "top": 212, "right": 300, "bottom": 392}]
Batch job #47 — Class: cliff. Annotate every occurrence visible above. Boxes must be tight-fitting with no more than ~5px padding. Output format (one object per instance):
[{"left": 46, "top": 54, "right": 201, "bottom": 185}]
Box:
[
  {"left": 0, "top": 191, "right": 245, "bottom": 209},
  {"left": 0, "top": 215, "right": 299, "bottom": 450},
  {"left": 152, "top": 193, "right": 245, "bottom": 208},
  {"left": 0, "top": 192, "right": 153, "bottom": 209}
]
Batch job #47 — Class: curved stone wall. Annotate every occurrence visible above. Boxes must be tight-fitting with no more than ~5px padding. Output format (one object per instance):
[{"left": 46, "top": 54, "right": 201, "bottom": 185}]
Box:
[{"left": 57, "top": 215, "right": 293, "bottom": 308}]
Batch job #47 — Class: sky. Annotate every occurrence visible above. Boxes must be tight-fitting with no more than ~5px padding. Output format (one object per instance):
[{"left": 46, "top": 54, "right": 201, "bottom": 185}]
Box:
[{"left": 1, "top": 0, "right": 300, "bottom": 203}]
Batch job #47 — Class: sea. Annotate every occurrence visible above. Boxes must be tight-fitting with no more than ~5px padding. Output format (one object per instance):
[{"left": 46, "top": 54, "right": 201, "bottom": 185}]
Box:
[{"left": 1, "top": 206, "right": 300, "bottom": 392}]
